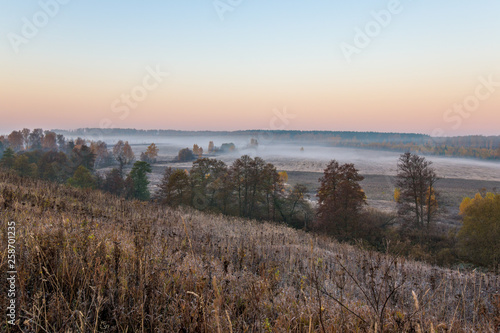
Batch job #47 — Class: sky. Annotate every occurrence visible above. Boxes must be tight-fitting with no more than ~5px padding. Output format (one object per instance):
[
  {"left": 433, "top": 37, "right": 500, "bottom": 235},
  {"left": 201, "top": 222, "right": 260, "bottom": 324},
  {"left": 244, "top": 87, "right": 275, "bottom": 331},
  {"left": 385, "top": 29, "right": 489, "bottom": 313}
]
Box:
[{"left": 1, "top": 0, "right": 499, "bottom": 136}]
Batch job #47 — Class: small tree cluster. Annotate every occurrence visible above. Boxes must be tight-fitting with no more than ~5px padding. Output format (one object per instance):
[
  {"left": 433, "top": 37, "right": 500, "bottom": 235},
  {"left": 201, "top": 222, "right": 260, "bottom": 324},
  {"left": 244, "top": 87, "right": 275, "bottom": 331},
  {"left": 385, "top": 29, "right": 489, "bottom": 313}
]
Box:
[
  {"left": 192, "top": 144, "right": 203, "bottom": 158},
  {"left": 140, "top": 143, "right": 159, "bottom": 164},
  {"left": 156, "top": 155, "right": 312, "bottom": 227}
]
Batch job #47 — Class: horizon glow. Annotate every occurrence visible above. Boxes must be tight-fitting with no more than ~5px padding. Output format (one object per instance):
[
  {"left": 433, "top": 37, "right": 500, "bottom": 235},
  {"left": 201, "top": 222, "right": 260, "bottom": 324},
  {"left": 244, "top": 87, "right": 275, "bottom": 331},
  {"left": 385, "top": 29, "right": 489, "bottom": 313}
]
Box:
[{"left": 1, "top": 1, "right": 499, "bottom": 136}]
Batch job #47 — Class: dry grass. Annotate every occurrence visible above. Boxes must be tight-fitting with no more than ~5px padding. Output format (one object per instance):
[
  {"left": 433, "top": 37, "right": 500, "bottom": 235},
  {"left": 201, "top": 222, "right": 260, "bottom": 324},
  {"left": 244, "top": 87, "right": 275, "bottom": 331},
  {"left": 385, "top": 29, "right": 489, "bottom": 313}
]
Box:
[{"left": 0, "top": 171, "right": 499, "bottom": 332}]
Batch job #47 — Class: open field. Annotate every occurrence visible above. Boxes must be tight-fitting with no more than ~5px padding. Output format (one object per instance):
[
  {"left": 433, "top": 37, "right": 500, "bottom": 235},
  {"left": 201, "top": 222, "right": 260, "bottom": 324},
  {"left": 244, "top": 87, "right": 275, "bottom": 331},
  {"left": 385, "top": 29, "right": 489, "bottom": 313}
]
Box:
[
  {"left": 1, "top": 171, "right": 499, "bottom": 332},
  {"left": 114, "top": 141, "right": 500, "bottom": 223},
  {"left": 285, "top": 171, "right": 500, "bottom": 218}
]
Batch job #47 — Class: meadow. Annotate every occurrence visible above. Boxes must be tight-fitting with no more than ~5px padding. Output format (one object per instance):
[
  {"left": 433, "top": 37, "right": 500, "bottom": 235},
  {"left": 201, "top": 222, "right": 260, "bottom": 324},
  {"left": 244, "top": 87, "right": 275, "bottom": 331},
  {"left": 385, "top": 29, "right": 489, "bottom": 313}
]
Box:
[
  {"left": 1, "top": 170, "right": 499, "bottom": 332},
  {"left": 123, "top": 141, "right": 500, "bottom": 223}
]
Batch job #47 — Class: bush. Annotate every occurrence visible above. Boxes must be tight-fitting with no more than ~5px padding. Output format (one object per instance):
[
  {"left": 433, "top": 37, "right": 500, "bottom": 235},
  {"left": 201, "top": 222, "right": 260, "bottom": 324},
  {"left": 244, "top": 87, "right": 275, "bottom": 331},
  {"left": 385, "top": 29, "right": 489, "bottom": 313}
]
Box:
[{"left": 176, "top": 148, "right": 195, "bottom": 162}]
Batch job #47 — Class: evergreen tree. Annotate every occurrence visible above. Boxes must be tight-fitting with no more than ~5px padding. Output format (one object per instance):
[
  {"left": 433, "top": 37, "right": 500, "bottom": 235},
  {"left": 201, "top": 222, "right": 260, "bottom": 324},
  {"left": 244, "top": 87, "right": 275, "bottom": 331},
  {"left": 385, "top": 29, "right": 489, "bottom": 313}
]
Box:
[
  {"left": 67, "top": 166, "right": 95, "bottom": 189},
  {"left": 0, "top": 148, "right": 15, "bottom": 169},
  {"left": 127, "top": 161, "right": 152, "bottom": 200}
]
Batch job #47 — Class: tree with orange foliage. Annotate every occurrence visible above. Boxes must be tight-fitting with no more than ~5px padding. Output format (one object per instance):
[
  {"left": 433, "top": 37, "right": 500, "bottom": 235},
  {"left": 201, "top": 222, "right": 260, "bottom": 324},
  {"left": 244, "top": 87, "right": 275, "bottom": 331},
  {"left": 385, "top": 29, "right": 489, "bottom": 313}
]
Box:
[
  {"left": 8, "top": 130, "right": 24, "bottom": 151},
  {"left": 278, "top": 171, "right": 288, "bottom": 184},
  {"left": 192, "top": 144, "right": 203, "bottom": 158},
  {"left": 41, "top": 131, "right": 58, "bottom": 151},
  {"left": 141, "top": 143, "right": 159, "bottom": 163}
]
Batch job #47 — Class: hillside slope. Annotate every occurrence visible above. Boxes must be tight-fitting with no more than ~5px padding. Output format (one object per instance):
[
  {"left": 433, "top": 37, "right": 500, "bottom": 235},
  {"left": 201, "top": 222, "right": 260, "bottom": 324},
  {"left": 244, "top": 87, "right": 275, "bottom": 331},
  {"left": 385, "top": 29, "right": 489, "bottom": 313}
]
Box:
[{"left": 0, "top": 171, "right": 498, "bottom": 332}]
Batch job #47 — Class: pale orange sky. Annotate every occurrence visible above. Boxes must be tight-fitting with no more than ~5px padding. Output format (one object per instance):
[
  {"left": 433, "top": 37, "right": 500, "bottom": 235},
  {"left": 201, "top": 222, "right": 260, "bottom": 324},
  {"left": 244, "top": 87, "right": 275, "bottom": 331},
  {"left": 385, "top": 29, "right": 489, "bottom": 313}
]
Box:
[{"left": 1, "top": 1, "right": 499, "bottom": 135}]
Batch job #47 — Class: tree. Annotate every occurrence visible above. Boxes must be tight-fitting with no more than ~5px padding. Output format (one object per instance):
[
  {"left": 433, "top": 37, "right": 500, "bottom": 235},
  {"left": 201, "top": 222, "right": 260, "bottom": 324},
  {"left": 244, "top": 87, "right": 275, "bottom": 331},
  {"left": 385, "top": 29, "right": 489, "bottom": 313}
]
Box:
[
  {"left": 231, "top": 155, "right": 253, "bottom": 217},
  {"left": 394, "top": 188, "right": 401, "bottom": 202},
  {"left": 157, "top": 167, "right": 191, "bottom": 207},
  {"left": 66, "top": 140, "right": 75, "bottom": 152},
  {"left": 458, "top": 192, "right": 500, "bottom": 271},
  {"left": 249, "top": 138, "right": 258, "bottom": 148},
  {"left": 75, "top": 137, "right": 86, "bottom": 146},
  {"left": 113, "top": 140, "right": 135, "bottom": 175},
  {"left": 67, "top": 166, "right": 95, "bottom": 189},
  {"left": 192, "top": 144, "right": 203, "bottom": 158},
  {"left": 102, "top": 168, "right": 125, "bottom": 196},
  {"left": 8, "top": 130, "right": 24, "bottom": 151},
  {"left": 71, "top": 144, "right": 96, "bottom": 172},
  {"left": 42, "top": 131, "right": 58, "bottom": 151},
  {"left": 316, "top": 160, "right": 366, "bottom": 239},
  {"left": 396, "top": 152, "right": 439, "bottom": 230},
  {"left": 13, "top": 155, "right": 38, "bottom": 178},
  {"left": 230, "top": 155, "right": 279, "bottom": 219},
  {"left": 126, "top": 161, "right": 152, "bottom": 201},
  {"left": 176, "top": 148, "right": 195, "bottom": 162},
  {"left": 91, "top": 141, "right": 112, "bottom": 168},
  {"left": 21, "top": 128, "right": 30, "bottom": 150},
  {"left": 190, "top": 158, "right": 227, "bottom": 210},
  {"left": 0, "top": 148, "right": 15, "bottom": 169},
  {"left": 28, "top": 129, "right": 44, "bottom": 150},
  {"left": 38, "top": 151, "right": 69, "bottom": 182},
  {"left": 278, "top": 171, "right": 288, "bottom": 184},
  {"left": 56, "top": 134, "right": 66, "bottom": 151},
  {"left": 220, "top": 143, "right": 235, "bottom": 153},
  {"left": 278, "top": 184, "right": 313, "bottom": 229},
  {"left": 140, "top": 143, "right": 159, "bottom": 163},
  {"left": 208, "top": 141, "right": 215, "bottom": 153}
]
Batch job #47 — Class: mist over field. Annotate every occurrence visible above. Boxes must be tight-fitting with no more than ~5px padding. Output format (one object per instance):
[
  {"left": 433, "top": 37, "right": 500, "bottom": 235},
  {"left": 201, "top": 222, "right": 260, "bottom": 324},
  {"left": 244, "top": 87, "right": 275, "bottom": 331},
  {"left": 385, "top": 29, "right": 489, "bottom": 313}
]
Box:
[
  {"left": 64, "top": 131, "right": 500, "bottom": 182},
  {"left": 121, "top": 141, "right": 500, "bottom": 183},
  {"left": 2, "top": 0, "right": 500, "bottom": 330}
]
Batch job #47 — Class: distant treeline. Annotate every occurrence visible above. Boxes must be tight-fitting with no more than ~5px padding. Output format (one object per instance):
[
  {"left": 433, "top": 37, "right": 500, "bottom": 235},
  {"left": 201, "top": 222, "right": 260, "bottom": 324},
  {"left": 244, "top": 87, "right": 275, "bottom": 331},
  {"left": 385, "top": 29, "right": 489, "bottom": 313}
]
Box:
[
  {"left": 332, "top": 136, "right": 500, "bottom": 160},
  {"left": 53, "top": 128, "right": 429, "bottom": 143},
  {"left": 53, "top": 128, "right": 500, "bottom": 160}
]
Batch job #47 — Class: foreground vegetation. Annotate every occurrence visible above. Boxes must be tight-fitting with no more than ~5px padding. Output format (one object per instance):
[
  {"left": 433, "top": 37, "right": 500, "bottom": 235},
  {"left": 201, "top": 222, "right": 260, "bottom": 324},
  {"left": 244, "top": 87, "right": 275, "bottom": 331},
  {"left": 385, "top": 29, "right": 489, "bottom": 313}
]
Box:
[{"left": 1, "top": 171, "right": 499, "bottom": 332}]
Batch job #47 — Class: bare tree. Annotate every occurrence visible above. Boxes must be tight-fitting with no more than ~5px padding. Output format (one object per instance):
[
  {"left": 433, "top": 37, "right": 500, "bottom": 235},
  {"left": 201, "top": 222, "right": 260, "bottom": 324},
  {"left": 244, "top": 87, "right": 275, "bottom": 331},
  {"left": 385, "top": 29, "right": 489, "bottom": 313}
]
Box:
[{"left": 396, "top": 152, "right": 438, "bottom": 230}]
